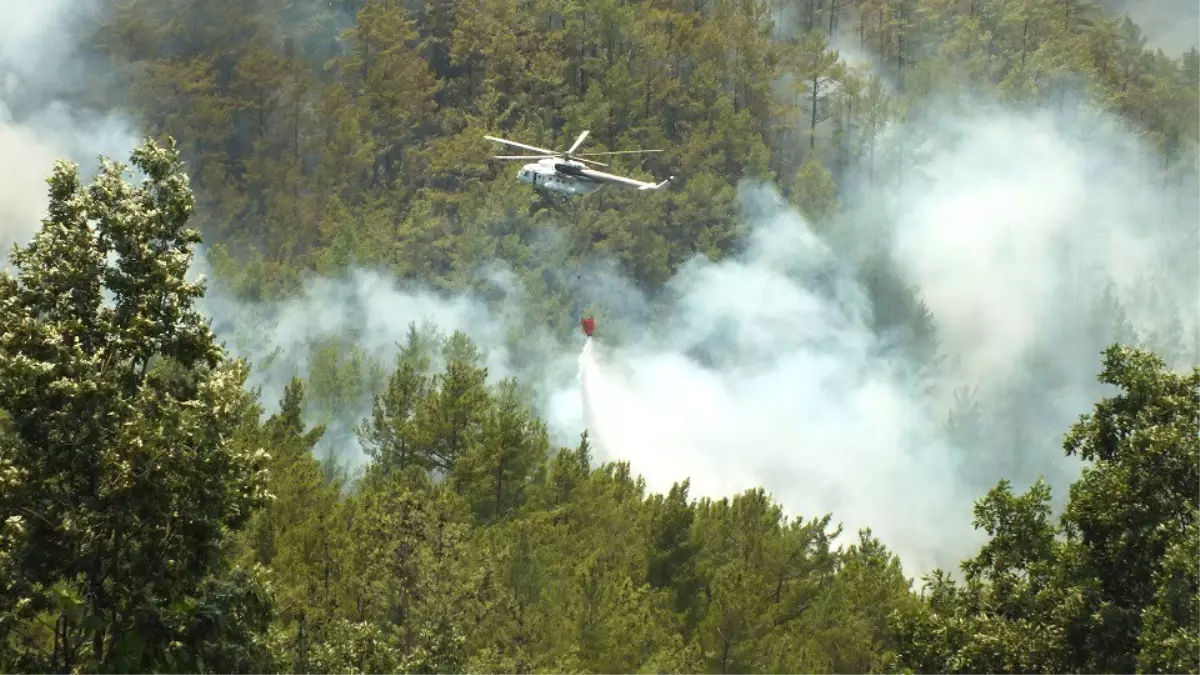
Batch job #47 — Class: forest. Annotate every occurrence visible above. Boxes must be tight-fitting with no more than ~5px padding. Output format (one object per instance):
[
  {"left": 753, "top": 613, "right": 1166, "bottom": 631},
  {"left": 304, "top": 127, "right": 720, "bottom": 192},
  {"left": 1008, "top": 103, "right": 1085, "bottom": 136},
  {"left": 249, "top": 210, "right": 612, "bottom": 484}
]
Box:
[{"left": 0, "top": 0, "right": 1198, "bottom": 672}]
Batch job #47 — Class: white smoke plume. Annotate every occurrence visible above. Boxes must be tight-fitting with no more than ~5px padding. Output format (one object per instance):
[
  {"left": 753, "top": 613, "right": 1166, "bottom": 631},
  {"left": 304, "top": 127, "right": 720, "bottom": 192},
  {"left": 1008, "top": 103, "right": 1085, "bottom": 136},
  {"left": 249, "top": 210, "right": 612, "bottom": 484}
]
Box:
[
  {"left": 571, "top": 264, "right": 979, "bottom": 575},
  {"left": 193, "top": 101, "right": 1197, "bottom": 577},
  {"left": 191, "top": 256, "right": 581, "bottom": 469},
  {"left": 549, "top": 103, "right": 1197, "bottom": 575},
  {"left": 0, "top": 0, "right": 139, "bottom": 256},
  {"left": 1, "top": 0, "right": 1195, "bottom": 579}
]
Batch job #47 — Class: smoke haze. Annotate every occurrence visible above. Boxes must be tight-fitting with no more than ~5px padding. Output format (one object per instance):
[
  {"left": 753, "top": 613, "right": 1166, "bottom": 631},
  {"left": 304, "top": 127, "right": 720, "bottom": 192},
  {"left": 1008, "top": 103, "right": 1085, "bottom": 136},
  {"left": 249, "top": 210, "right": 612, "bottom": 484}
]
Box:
[
  {"left": 0, "top": 0, "right": 138, "bottom": 255},
  {"left": 554, "top": 103, "right": 1198, "bottom": 574},
  {"left": 1, "top": 0, "right": 1196, "bottom": 578},
  {"left": 194, "top": 100, "right": 1197, "bottom": 574},
  {"left": 1095, "top": 0, "right": 1200, "bottom": 54}
]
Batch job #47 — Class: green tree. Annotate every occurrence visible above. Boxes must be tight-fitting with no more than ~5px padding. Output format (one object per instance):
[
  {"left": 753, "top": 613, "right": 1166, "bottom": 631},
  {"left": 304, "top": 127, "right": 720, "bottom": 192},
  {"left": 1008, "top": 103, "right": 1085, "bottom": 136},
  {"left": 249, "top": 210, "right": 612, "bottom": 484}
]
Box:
[
  {"left": 887, "top": 345, "right": 1200, "bottom": 673},
  {"left": 456, "top": 377, "right": 551, "bottom": 521},
  {"left": 339, "top": 0, "right": 442, "bottom": 189},
  {"left": 416, "top": 331, "right": 492, "bottom": 479},
  {"left": 357, "top": 323, "right": 437, "bottom": 478},
  {"left": 791, "top": 155, "right": 839, "bottom": 223},
  {"left": 0, "top": 138, "right": 271, "bottom": 672},
  {"left": 234, "top": 378, "right": 347, "bottom": 674}
]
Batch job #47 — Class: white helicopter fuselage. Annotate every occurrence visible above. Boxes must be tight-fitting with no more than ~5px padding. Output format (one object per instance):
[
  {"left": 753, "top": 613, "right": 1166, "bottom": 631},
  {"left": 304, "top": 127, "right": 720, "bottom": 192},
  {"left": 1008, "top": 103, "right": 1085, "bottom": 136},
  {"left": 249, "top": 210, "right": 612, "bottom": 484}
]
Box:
[
  {"left": 488, "top": 131, "right": 672, "bottom": 198},
  {"left": 516, "top": 158, "right": 604, "bottom": 198}
]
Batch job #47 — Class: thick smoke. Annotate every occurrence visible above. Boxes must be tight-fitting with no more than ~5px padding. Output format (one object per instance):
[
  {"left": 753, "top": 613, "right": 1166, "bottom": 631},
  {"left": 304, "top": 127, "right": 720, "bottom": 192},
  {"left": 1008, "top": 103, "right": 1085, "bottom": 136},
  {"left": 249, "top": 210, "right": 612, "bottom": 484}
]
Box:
[
  {"left": 567, "top": 191, "right": 984, "bottom": 574},
  {"left": 0, "top": 0, "right": 138, "bottom": 255},
  {"left": 195, "top": 101, "right": 1197, "bottom": 576},
  {"left": 552, "top": 103, "right": 1197, "bottom": 574},
  {"left": 1, "top": 0, "right": 1196, "bottom": 578}
]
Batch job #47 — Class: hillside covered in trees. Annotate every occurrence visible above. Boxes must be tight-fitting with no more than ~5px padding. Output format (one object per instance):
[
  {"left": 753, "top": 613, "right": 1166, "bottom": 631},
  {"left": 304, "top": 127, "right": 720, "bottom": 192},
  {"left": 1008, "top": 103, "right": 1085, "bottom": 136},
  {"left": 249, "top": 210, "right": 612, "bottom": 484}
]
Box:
[{"left": 0, "top": 0, "right": 1198, "bottom": 672}]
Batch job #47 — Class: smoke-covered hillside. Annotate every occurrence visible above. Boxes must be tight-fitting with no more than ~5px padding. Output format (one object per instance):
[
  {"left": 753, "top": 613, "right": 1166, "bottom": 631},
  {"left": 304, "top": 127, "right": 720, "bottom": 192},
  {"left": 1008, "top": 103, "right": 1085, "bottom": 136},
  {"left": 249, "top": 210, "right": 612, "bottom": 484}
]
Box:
[{"left": 0, "top": 0, "right": 1197, "bottom": 672}]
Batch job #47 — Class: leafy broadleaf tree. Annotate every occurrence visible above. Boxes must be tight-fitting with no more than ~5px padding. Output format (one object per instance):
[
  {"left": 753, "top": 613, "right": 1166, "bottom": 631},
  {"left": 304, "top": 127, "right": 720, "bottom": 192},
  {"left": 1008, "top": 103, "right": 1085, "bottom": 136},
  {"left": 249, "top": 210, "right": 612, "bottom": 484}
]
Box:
[
  {"left": 0, "top": 138, "right": 271, "bottom": 672},
  {"left": 887, "top": 345, "right": 1200, "bottom": 674}
]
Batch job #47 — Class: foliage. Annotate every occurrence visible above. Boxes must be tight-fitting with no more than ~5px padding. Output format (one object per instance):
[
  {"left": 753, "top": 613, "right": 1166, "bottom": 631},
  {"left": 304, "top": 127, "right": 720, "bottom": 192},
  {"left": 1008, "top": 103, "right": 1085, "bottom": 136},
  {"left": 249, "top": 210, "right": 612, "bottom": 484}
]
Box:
[
  {"left": 0, "top": 0, "right": 1196, "bottom": 671},
  {"left": 886, "top": 346, "right": 1200, "bottom": 674},
  {"left": 0, "top": 138, "right": 272, "bottom": 672}
]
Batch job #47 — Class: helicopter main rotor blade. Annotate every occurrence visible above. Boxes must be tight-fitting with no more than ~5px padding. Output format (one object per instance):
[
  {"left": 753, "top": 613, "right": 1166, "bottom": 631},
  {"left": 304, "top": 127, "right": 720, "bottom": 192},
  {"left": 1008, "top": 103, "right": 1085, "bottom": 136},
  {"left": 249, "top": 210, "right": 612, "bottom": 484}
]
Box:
[
  {"left": 575, "top": 149, "right": 664, "bottom": 156},
  {"left": 566, "top": 130, "right": 591, "bottom": 155},
  {"left": 484, "top": 135, "right": 559, "bottom": 156},
  {"left": 492, "top": 154, "right": 608, "bottom": 167}
]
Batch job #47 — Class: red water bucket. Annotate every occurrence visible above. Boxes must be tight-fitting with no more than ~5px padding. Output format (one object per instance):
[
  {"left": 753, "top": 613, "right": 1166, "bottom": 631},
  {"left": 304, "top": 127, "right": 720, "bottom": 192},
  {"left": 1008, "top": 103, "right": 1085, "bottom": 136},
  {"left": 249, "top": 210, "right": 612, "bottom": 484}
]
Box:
[{"left": 581, "top": 316, "right": 596, "bottom": 336}]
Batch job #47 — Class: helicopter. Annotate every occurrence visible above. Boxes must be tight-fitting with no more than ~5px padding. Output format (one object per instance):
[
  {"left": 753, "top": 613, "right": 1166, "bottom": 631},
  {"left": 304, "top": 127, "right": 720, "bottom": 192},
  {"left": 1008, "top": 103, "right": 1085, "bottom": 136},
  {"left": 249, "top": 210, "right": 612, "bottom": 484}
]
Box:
[{"left": 485, "top": 130, "right": 673, "bottom": 202}]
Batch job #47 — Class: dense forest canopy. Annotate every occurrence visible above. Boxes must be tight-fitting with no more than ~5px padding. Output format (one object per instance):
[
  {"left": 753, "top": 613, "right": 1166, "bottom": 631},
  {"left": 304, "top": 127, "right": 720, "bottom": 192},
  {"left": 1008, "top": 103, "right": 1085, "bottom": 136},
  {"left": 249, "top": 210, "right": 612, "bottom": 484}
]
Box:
[{"left": 0, "top": 0, "right": 1198, "bottom": 672}]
